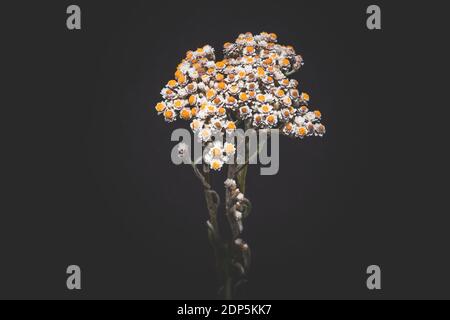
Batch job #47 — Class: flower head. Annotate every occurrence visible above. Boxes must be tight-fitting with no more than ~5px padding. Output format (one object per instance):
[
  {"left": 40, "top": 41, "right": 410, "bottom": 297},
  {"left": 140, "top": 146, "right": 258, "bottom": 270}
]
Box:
[{"left": 154, "top": 32, "right": 325, "bottom": 168}]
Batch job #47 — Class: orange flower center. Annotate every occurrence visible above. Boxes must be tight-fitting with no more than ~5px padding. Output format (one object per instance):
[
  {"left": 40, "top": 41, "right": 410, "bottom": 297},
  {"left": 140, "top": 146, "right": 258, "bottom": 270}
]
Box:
[
  {"left": 164, "top": 110, "right": 174, "bottom": 119},
  {"left": 189, "top": 95, "right": 197, "bottom": 105},
  {"left": 206, "top": 89, "right": 216, "bottom": 100},
  {"left": 239, "top": 92, "right": 248, "bottom": 101},
  {"left": 180, "top": 109, "right": 191, "bottom": 120},
  {"left": 298, "top": 127, "right": 307, "bottom": 136},
  {"left": 155, "top": 103, "right": 166, "bottom": 112}
]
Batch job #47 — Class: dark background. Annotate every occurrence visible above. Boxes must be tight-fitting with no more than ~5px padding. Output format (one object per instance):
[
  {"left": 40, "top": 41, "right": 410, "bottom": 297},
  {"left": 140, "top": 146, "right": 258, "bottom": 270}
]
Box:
[{"left": 1, "top": 0, "right": 448, "bottom": 299}]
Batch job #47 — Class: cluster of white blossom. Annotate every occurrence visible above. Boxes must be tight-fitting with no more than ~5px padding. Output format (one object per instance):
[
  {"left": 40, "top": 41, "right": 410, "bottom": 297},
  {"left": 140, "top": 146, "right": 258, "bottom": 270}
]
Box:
[{"left": 155, "top": 32, "right": 325, "bottom": 170}]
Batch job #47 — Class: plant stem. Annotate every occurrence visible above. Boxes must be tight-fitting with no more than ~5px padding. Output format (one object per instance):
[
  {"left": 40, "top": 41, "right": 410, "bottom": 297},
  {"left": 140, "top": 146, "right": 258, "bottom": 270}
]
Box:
[
  {"left": 191, "top": 153, "right": 251, "bottom": 300},
  {"left": 224, "top": 270, "right": 233, "bottom": 300}
]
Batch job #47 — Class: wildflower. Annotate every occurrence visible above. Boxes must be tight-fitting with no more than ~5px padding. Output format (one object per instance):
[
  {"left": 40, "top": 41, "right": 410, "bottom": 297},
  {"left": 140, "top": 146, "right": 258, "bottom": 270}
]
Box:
[
  {"left": 210, "top": 159, "right": 224, "bottom": 171},
  {"left": 199, "top": 127, "right": 212, "bottom": 142},
  {"left": 152, "top": 32, "right": 325, "bottom": 299},
  {"left": 163, "top": 109, "right": 176, "bottom": 122},
  {"left": 224, "top": 142, "right": 236, "bottom": 156},
  {"left": 224, "top": 179, "right": 237, "bottom": 189},
  {"left": 301, "top": 92, "right": 310, "bottom": 102},
  {"left": 155, "top": 102, "right": 166, "bottom": 113},
  {"left": 190, "top": 119, "right": 203, "bottom": 132},
  {"left": 314, "top": 123, "right": 326, "bottom": 137},
  {"left": 259, "top": 104, "right": 272, "bottom": 114},
  {"left": 296, "top": 126, "right": 307, "bottom": 138},
  {"left": 180, "top": 108, "right": 192, "bottom": 120},
  {"left": 225, "top": 121, "right": 237, "bottom": 134}
]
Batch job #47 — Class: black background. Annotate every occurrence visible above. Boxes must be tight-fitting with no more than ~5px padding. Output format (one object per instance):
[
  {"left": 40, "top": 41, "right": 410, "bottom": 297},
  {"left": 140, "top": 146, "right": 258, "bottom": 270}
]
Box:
[{"left": 1, "top": 0, "right": 448, "bottom": 299}]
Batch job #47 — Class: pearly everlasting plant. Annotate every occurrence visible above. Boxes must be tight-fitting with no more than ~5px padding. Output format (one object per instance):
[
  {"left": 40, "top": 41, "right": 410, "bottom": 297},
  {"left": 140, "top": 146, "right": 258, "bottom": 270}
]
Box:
[{"left": 154, "top": 32, "right": 325, "bottom": 299}]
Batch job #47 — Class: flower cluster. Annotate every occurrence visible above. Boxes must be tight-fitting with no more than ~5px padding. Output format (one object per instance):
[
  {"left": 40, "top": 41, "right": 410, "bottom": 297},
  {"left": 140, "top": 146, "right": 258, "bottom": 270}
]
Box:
[
  {"left": 155, "top": 32, "right": 325, "bottom": 170},
  {"left": 203, "top": 141, "right": 237, "bottom": 171}
]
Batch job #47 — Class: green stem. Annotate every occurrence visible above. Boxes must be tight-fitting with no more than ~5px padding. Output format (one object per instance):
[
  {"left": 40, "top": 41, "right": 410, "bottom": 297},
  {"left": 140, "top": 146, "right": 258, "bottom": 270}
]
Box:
[
  {"left": 236, "top": 165, "right": 248, "bottom": 195},
  {"left": 224, "top": 270, "right": 233, "bottom": 300}
]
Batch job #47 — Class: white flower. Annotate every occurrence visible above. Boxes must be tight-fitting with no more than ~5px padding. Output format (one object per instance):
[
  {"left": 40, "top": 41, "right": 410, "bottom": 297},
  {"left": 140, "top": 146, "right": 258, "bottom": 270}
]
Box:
[
  {"left": 209, "top": 144, "right": 224, "bottom": 159},
  {"left": 160, "top": 88, "right": 176, "bottom": 99},
  {"left": 273, "top": 70, "right": 285, "bottom": 80},
  {"left": 280, "top": 108, "right": 292, "bottom": 120},
  {"left": 203, "top": 45, "right": 214, "bottom": 55},
  {"left": 305, "top": 111, "right": 316, "bottom": 122},
  {"left": 282, "top": 96, "right": 293, "bottom": 107},
  {"left": 258, "top": 104, "right": 273, "bottom": 114},
  {"left": 200, "top": 76, "right": 209, "bottom": 85},
  {"left": 259, "top": 40, "right": 268, "bottom": 47},
  {"left": 190, "top": 119, "right": 203, "bottom": 132},
  {"left": 225, "top": 121, "right": 237, "bottom": 134},
  {"left": 239, "top": 106, "right": 252, "bottom": 119},
  {"left": 224, "top": 179, "right": 237, "bottom": 189},
  {"left": 209, "top": 159, "right": 224, "bottom": 171},
  {"left": 295, "top": 116, "right": 306, "bottom": 126},
  {"left": 179, "top": 62, "right": 190, "bottom": 73},
  {"left": 199, "top": 127, "right": 212, "bottom": 142},
  {"left": 188, "top": 69, "right": 199, "bottom": 79},
  {"left": 177, "top": 88, "right": 188, "bottom": 98},
  {"left": 314, "top": 123, "right": 326, "bottom": 137},
  {"left": 265, "top": 94, "right": 275, "bottom": 103},
  {"left": 163, "top": 108, "right": 176, "bottom": 122},
  {"left": 265, "top": 114, "right": 278, "bottom": 127},
  {"left": 244, "top": 65, "right": 254, "bottom": 73},
  {"left": 224, "top": 142, "right": 236, "bottom": 156},
  {"left": 210, "top": 117, "right": 225, "bottom": 132}
]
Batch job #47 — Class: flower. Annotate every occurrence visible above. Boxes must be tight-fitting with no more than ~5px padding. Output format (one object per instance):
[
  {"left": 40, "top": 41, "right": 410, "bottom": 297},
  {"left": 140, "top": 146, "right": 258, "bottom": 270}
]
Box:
[
  {"left": 180, "top": 108, "right": 192, "bottom": 120},
  {"left": 314, "top": 123, "right": 326, "bottom": 136},
  {"left": 265, "top": 114, "right": 278, "bottom": 127},
  {"left": 199, "top": 127, "right": 212, "bottom": 142},
  {"left": 296, "top": 126, "right": 307, "bottom": 138},
  {"left": 305, "top": 111, "right": 316, "bottom": 122},
  {"left": 224, "top": 179, "right": 237, "bottom": 189},
  {"left": 225, "top": 121, "right": 237, "bottom": 134},
  {"left": 190, "top": 119, "right": 203, "bottom": 132},
  {"left": 224, "top": 142, "right": 236, "bottom": 156},
  {"left": 210, "top": 159, "right": 224, "bottom": 171},
  {"left": 163, "top": 109, "right": 176, "bottom": 122},
  {"left": 239, "top": 105, "right": 252, "bottom": 119}
]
